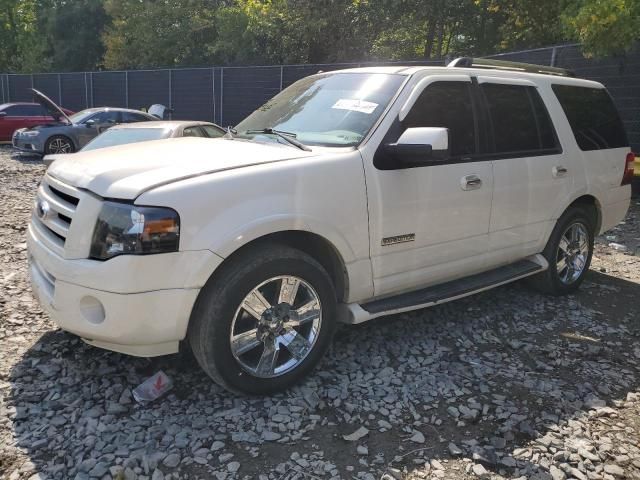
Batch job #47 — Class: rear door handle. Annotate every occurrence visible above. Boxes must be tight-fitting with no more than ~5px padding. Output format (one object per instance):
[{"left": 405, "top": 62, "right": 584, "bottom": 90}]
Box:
[
  {"left": 553, "top": 166, "right": 568, "bottom": 177},
  {"left": 461, "top": 174, "right": 482, "bottom": 191}
]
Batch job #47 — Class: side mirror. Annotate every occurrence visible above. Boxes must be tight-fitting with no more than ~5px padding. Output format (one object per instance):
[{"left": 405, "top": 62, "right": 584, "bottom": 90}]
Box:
[
  {"left": 384, "top": 127, "right": 449, "bottom": 164},
  {"left": 0, "top": 111, "right": 6, "bottom": 118}
]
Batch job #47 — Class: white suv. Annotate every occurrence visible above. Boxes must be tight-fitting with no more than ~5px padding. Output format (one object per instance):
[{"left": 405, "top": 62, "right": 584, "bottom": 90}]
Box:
[{"left": 28, "top": 58, "right": 634, "bottom": 394}]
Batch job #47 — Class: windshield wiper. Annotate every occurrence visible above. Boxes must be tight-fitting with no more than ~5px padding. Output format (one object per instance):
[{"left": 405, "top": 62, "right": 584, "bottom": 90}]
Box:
[{"left": 245, "top": 128, "right": 311, "bottom": 151}]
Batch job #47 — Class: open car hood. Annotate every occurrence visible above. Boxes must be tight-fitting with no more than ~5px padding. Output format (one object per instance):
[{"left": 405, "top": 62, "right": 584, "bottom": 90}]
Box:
[{"left": 31, "top": 88, "right": 72, "bottom": 124}]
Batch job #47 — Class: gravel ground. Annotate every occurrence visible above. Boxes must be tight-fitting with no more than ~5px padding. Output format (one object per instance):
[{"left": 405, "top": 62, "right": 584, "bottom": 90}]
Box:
[{"left": 1, "top": 146, "right": 640, "bottom": 480}]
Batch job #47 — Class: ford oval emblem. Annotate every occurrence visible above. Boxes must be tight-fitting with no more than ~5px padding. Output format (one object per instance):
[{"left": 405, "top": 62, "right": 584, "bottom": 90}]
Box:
[{"left": 36, "top": 200, "right": 50, "bottom": 220}]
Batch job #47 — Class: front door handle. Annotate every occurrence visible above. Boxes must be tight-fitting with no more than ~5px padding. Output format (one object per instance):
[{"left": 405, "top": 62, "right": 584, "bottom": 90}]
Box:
[
  {"left": 461, "top": 175, "right": 482, "bottom": 191},
  {"left": 553, "top": 166, "right": 568, "bottom": 177}
]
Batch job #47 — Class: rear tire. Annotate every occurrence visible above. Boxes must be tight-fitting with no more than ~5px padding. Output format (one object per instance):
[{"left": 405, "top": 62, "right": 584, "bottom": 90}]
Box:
[
  {"left": 188, "top": 244, "right": 337, "bottom": 395},
  {"left": 528, "top": 206, "right": 595, "bottom": 295},
  {"left": 44, "top": 135, "right": 75, "bottom": 154}
]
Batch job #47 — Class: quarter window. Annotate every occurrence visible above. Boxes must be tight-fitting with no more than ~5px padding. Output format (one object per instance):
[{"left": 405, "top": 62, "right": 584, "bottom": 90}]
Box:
[
  {"left": 403, "top": 81, "right": 476, "bottom": 157},
  {"left": 481, "top": 83, "right": 558, "bottom": 154},
  {"left": 552, "top": 84, "right": 628, "bottom": 151}
]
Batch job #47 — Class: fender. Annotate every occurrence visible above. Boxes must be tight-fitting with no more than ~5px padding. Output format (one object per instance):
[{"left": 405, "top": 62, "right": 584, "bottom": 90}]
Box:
[
  {"left": 205, "top": 214, "right": 376, "bottom": 302},
  {"left": 207, "top": 213, "right": 358, "bottom": 263}
]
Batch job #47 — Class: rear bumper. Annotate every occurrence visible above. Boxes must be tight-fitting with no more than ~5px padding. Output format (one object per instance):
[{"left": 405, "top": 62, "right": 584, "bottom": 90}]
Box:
[{"left": 27, "top": 223, "right": 223, "bottom": 357}]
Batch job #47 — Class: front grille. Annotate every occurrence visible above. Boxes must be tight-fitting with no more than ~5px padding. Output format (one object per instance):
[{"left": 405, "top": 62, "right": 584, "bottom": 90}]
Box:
[{"left": 32, "top": 175, "right": 81, "bottom": 256}]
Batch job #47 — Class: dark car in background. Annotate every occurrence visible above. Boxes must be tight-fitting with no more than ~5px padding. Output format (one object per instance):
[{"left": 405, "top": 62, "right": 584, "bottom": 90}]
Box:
[
  {"left": 12, "top": 89, "right": 159, "bottom": 155},
  {"left": 0, "top": 102, "right": 75, "bottom": 142}
]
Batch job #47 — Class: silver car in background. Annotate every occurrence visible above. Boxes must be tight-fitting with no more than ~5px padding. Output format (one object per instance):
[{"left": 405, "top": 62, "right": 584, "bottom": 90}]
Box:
[
  {"left": 12, "top": 89, "right": 160, "bottom": 155},
  {"left": 43, "top": 121, "right": 227, "bottom": 165}
]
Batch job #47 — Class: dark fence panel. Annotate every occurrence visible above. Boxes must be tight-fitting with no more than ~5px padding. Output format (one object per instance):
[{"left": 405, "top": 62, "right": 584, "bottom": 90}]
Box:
[
  {"left": 128, "top": 70, "right": 170, "bottom": 112},
  {"left": 1, "top": 51, "right": 637, "bottom": 149},
  {"left": 92, "top": 72, "right": 126, "bottom": 108},
  {"left": 221, "top": 66, "right": 282, "bottom": 126},
  {"left": 171, "top": 68, "right": 215, "bottom": 122},
  {"left": 60, "top": 73, "right": 87, "bottom": 112},
  {"left": 33, "top": 74, "right": 60, "bottom": 104},
  {"left": 7, "top": 75, "right": 32, "bottom": 102}
]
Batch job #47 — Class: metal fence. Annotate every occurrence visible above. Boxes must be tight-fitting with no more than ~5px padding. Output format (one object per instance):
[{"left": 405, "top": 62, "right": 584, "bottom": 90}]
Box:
[
  {"left": 0, "top": 61, "right": 440, "bottom": 128},
  {"left": 1, "top": 44, "right": 638, "bottom": 150}
]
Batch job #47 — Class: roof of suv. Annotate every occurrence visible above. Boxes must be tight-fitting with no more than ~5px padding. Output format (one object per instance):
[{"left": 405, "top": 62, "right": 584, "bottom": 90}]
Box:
[{"left": 333, "top": 65, "right": 603, "bottom": 89}]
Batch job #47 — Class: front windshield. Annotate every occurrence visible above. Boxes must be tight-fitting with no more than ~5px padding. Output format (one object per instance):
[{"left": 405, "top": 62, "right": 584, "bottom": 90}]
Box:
[
  {"left": 81, "top": 128, "right": 170, "bottom": 151},
  {"left": 235, "top": 73, "right": 405, "bottom": 147},
  {"left": 69, "top": 109, "right": 98, "bottom": 124}
]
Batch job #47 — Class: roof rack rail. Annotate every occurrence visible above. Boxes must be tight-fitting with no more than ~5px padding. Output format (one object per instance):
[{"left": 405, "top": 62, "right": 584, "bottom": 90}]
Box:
[{"left": 447, "top": 57, "right": 575, "bottom": 77}]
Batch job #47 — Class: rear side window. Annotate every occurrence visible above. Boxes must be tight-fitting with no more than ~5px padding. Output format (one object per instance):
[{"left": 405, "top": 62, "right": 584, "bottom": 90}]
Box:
[
  {"left": 403, "top": 81, "right": 477, "bottom": 157},
  {"left": 121, "top": 111, "right": 151, "bottom": 123},
  {"left": 183, "top": 126, "right": 206, "bottom": 137},
  {"left": 5, "top": 105, "right": 45, "bottom": 116},
  {"left": 481, "top": 83, "right": 558, "bottom": 154},
  {"left": 552, "top": 85, "right": 628, "bottom": 151}
]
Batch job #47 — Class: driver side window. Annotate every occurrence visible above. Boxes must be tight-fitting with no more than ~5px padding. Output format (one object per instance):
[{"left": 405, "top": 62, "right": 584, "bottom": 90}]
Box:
[{"left": 403, "top": 81, "right": 477, "bottom": 157}]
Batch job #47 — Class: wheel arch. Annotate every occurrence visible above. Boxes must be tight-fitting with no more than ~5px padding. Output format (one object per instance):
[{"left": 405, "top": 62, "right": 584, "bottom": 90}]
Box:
[
  {"left": 207, "top": 230, "right": 350, "bottom": 303},
  {"left": 566, "top": 194, "right": 602, "bottom": 234}
]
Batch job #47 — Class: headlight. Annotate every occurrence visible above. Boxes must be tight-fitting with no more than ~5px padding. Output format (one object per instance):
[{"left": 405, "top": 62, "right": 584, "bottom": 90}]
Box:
[
  {"left": 22, "top": 131, "right": 40, "bottom": 137},
  {"left": 90, "top": 202, "right": 180, "bottom": 260}
]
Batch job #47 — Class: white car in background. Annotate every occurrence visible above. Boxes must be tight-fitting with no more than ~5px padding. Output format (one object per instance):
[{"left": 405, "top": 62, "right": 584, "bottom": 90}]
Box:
[{"left": 28, "top": 58, "right": 633, "bottom": 395}]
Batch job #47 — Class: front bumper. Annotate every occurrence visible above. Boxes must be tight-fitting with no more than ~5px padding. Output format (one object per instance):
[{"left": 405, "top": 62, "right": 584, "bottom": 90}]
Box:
[
  {"left": 27, "top": 224, "right": 223, "bottom": 357},
  {"left": 12, "top": 133, "right": 44, "bottom": 154}
]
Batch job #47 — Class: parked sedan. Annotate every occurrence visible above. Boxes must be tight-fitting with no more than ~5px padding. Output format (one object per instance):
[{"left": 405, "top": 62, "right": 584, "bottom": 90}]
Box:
[
  {"left": 43, "top": 121, "right": 226, "bottom": 165},
  {"left": 0, "top": 102, "right": 74, "bottom": 142},
  {"left": 12, "top": 89, "right": 158, "bottom": 155},
  {"left": 81, "top": 121, "right": 226, "bottom": 152}
]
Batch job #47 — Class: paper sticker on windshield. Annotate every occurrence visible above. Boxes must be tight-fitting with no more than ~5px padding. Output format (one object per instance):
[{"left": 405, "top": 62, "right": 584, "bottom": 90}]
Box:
[{"left": 332, "top": 99, "right": 378, "bottom": 114}]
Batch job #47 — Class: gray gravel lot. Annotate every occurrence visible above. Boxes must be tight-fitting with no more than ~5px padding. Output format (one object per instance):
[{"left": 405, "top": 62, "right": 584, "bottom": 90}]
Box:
[{"left": 1, "top": 146, "right": 640, "bottom": 480}]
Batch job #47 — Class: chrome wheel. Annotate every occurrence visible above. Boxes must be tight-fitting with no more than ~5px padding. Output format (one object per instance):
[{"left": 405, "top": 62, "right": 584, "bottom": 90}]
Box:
[
  {"left": 230, "top": 276, "right": 322, "bottom": 378},
  {"left": 48, "top": 137, "right": 72, "bottom": 153},
  {"left": 556, "top": 221, "right": 590, "bottom": 285}
]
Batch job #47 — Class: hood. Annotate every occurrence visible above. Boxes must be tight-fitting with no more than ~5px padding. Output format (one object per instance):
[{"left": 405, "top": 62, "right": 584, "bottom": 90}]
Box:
[
  {"left": 47, "top": 137, "right": 317, "bottom": 200},
  {"left": 31, "top": 88, "right": 72, "bottom": 124}
]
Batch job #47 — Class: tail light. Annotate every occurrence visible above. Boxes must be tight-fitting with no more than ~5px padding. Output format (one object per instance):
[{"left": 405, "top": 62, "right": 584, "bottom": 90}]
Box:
[{"left": 621, "top": 152, "right": 635, "bottom": 186}]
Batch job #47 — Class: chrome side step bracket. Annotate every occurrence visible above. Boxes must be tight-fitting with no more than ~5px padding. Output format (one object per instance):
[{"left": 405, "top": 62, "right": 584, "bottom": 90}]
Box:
[{"left": 343, "top": 255, "right": 547, "bottom": 324}]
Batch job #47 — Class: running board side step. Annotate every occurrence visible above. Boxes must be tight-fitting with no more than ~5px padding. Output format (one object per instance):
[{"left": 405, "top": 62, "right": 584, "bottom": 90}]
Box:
[{"left": 343, "top": 255, "right": 547, "bottom": 324}]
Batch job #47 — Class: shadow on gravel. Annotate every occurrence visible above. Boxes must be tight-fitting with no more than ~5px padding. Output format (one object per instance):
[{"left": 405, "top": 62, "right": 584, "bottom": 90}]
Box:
[
  {"left": 6, "top": 270, "right": 640, "bottom": 479},
  {"left": 10, "top": 152, "right": 43, "bottom": 163}
]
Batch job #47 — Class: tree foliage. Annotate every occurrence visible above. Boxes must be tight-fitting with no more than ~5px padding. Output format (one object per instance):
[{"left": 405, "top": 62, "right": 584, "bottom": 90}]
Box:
[{"left": 0, "top": 0, "right": 638, "bottom": 73}]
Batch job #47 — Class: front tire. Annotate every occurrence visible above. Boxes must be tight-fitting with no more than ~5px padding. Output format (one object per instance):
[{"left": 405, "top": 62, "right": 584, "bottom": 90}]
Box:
[
  {"left": 44, "top": 135, "right": 75, "bottom": 154},
  {"left": 529, "top": 206, "right": 595, "bottom": 295},
  {"left": 188, "top": 244, "right": 337, "bottom": 395}
]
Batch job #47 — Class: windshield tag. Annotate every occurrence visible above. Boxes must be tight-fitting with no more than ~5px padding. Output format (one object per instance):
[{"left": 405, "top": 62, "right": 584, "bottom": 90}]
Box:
[{"left": 332, "top": 99, "right": 378, "bottom": 114}]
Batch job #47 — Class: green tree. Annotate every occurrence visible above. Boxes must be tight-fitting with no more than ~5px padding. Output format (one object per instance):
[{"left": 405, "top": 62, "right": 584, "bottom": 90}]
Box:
[
  {"left": 37, "top": 0, "right": 109, "bottom": 72},
  {"left": 563, "top": 0, "right": 640, "bottom": 57},
  {"left": 0, "top": 0, "right": 41, "bottom": 72},
  {"left": 103, "top": 0, "right": 220, "bottom": 69}
]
